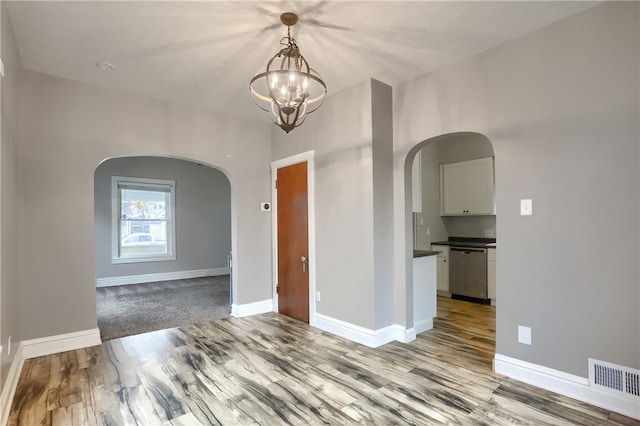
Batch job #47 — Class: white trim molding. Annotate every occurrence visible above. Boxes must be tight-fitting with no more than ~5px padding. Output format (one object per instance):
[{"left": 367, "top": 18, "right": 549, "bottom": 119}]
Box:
[
  {"left": 315, "top": 313, "right": 418, "bottom": 348},
  {"left": 2, "top": 330, "right": 101, "bottom": 425},
  {"left": 395, "top": 326, "right": 417, "bottom": 344},
  {"left": 21, "top": 328, "right": 102, "bottom": 359},
  {"left": 413, "top": 319, "right": 434, "bottom": 335},
  {"left": 0, "top": 343, "right": 25, "bottom": 426},
  {"left": 494, "top": 353, "right": 640, "bottom": 421},
  {"left": 231, "top": 299, "right": 274, "bottom": 318},
  {"left": 96, "top": 267, "right": 230, "bottom": 287},
  {"left": 271, "top": 151, "right": 317, "bottom": 325},
  {"left": 111, "top": 176, "right": 177, "bottom": 265}
]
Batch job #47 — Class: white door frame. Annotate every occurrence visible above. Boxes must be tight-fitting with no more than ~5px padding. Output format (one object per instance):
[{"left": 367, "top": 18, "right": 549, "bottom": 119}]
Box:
[{"left": 270, "top": 150, "right": 317, "bottom": 326}]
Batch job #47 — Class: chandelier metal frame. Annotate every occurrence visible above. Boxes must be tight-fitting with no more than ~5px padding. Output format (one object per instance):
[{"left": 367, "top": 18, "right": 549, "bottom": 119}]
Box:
[{"left": 250, "top": 12, "right": 327, "bottom": 133}]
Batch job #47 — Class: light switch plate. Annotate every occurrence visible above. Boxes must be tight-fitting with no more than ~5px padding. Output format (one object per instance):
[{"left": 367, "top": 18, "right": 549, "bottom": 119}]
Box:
[{"left": 520, "top": 199, "right": 532, "bottom": 216}]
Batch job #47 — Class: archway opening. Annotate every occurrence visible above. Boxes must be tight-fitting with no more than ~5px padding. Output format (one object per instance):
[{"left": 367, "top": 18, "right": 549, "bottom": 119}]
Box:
[
  {"left": 407, "top": 131, "right": 496, "bottom": 346},
  {"left": 93, "top": 156, "right": 232, "bottom": 341}
]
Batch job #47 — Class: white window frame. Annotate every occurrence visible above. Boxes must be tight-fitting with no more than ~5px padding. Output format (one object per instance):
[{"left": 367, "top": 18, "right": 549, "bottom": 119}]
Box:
[{"left": 111, "top": 176, "right": 176, "bottom": 264}]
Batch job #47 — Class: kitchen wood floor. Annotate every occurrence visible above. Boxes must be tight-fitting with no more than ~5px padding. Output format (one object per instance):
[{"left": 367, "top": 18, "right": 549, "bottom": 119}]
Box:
[{"left": 8, "top": 297, "right": 639, "bottom": 425}]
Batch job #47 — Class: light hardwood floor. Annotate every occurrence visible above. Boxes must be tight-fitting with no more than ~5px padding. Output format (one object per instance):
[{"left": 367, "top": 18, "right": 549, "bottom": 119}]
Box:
[{"left": 8, "top": 297, "right": 640, "bottom": 425}]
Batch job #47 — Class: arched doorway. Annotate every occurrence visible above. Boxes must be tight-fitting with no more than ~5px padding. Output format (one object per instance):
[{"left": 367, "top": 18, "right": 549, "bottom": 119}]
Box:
[
  {"left": 407, "top": 131, "right": 496, "bottom": 340},
  {"left": 409, "top": 132, "right": 495, "bottom": 252},
  {"left": 93, "top": 156, "right": 232, "bottom": 340}
]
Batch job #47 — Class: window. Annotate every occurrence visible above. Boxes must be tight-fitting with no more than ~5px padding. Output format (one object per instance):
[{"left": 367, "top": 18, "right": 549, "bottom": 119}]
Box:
[{"left": 112, "top": 176, "right": 176, "bottom": 264}]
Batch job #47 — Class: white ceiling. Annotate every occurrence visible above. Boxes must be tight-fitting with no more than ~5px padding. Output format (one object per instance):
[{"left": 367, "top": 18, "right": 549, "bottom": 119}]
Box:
[{"left": 5, "top": 1, "right": 599, "bottom": 123}]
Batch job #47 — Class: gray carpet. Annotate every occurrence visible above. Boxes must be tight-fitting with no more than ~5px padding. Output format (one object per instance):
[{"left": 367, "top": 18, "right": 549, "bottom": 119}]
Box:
[{"left": 97, "top": 275, "right": 230, "bottom": 341}]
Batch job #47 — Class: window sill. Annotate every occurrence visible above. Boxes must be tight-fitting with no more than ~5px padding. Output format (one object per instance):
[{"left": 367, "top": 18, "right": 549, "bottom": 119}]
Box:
[{"left": 112, "top": 254, "right": 177, "bottom": 265}]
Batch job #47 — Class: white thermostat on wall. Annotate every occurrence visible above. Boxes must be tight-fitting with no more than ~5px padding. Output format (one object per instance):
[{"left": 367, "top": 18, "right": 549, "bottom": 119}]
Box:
[{"left": 261, "top": 202, "right": 271, "bottom": 211}]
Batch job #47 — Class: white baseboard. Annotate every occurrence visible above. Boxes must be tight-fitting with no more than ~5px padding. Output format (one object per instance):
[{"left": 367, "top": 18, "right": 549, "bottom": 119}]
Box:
[
  {"left": 21, "top": 328, "right": 102, "bottom": 359},
  {"left": 231, "top": 299, "right": 274, "bottom": 318},
  {"left": 314, "top": 313, "right": 382, "bottom": 347},
  {"left": 494, "top": 353, "right": 640, "bottom": 421},
  {"left": 0, "top": 343, "right": 25, "bottom": 426},
  {"left": 314, "top": 314, "right": 418, "bottom": 348},
  {"left": 414, "top": 318, "right": 434, "bottom": 335},
  {"left": 96, "top": 267, "right": 230, "bottom": 287},
  {"left": 395, "top": 326, "right": 417, "bottom": 344}
]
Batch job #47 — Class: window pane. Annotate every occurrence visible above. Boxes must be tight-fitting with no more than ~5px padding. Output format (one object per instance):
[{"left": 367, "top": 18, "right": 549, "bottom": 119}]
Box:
[
  {"left": 119, "top": 188, "right": 169, "bottom": 257},
  {"left": 113, "top": 177, "right": 175, "bottom": 263},
  {"left": 120, "top": 220, "right": 168, "bottom": 256},
  {"left": 120, "top": 189, "right": 166, "bottom": 220}
]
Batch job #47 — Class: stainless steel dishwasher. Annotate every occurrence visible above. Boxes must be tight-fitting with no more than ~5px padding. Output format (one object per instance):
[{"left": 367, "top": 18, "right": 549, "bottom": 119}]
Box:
[{"left": 449, "top": 246, "right": 488, "bottom": 300}]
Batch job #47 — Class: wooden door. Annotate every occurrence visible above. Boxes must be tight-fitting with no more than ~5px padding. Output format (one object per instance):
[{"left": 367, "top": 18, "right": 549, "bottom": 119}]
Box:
[{"left": 277, "top": 161, "right": 309, "bottom": 323}]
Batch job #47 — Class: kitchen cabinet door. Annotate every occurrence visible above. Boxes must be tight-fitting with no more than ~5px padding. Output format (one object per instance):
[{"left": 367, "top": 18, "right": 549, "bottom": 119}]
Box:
[
  {"left": 440, "top": 157, "right": 495, "bottom": 216},
  {"left": 441, "top": 162, "right": 466, "bottom": 215},
  {"left": 432, "top": 244, "right": 449, "bottom": 293},
  {"left": 465, "top": 159, "right": 495, "bottom": 214}
]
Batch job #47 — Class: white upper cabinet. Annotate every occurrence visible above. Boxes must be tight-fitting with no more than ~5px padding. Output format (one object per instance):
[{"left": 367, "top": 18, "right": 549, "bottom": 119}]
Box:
[
  {"left": 440, "top": 157, "right": 495, "bottom": 216},
  {"left": 412, "top": 151, "right": 422, "bottom": 213}
]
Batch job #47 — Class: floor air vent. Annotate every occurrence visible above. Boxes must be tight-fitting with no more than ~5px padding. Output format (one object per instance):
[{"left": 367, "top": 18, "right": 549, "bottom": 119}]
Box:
[{"left": 589, "top": 358, "right": 640, "bottom": 399}]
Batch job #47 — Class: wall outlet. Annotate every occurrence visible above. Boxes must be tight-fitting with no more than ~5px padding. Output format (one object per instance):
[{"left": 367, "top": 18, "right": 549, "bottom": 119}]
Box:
[
  {"left": 316, "top": 291, "right": 321, "bottom": 302},
  {"left": 518, "top": 326, "right": 532, "bottom": 345},
  {"left": 426, "top": 228, "right": 431, "bottom": 236}
]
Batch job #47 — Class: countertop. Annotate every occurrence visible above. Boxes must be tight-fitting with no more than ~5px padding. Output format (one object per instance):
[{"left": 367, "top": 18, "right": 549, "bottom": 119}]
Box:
[
  {"left": 431, "top": 237, "right": 496, "bottom": 249},
  {"left": 413, "top": 250, "right": 440, "bottom": 258}
]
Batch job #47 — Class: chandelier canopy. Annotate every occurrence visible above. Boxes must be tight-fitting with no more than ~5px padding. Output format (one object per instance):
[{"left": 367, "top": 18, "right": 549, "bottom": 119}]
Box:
[{"left": 250, "top": 12, "right": 327, "bottom": 133}]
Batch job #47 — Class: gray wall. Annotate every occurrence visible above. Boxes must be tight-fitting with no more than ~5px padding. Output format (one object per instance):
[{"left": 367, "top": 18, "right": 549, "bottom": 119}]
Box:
[
  {"left": 371, "top": 80, "right": 394, "bottom": 329},
  {"left": 271, "top": 79, "right": 380, "bottom": 329},
  {"left": 0, "top": 2, "right": 21, "bottom": 391},
  {"left": 438, "top": 133, "right": 494, "bottom": 164},
  {"left": 16, "top": 69, "right": 271, "bottom": 341},
  {"left": 414, "top": 144, "right": 445, "bottom": 250},
  {"left": 94, "top": 156, "right": 231, "bottom": 280},
  {"left": 270, "top": 79, "right": 395, "bottom": 330},
  {"left": 394, "top": 2, "right": 639, "bottom": 376}
]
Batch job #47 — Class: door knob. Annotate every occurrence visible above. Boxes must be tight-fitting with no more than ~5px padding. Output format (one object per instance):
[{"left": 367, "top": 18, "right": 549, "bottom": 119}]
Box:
[{"left": 301, "top": 256, "right": 307, "bottom": 272}]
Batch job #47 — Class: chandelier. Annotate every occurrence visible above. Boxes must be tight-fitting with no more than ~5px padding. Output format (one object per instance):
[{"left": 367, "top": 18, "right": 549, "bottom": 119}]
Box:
[{"left": 250, "top": 12, "right": 327, "bottom": 133}]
